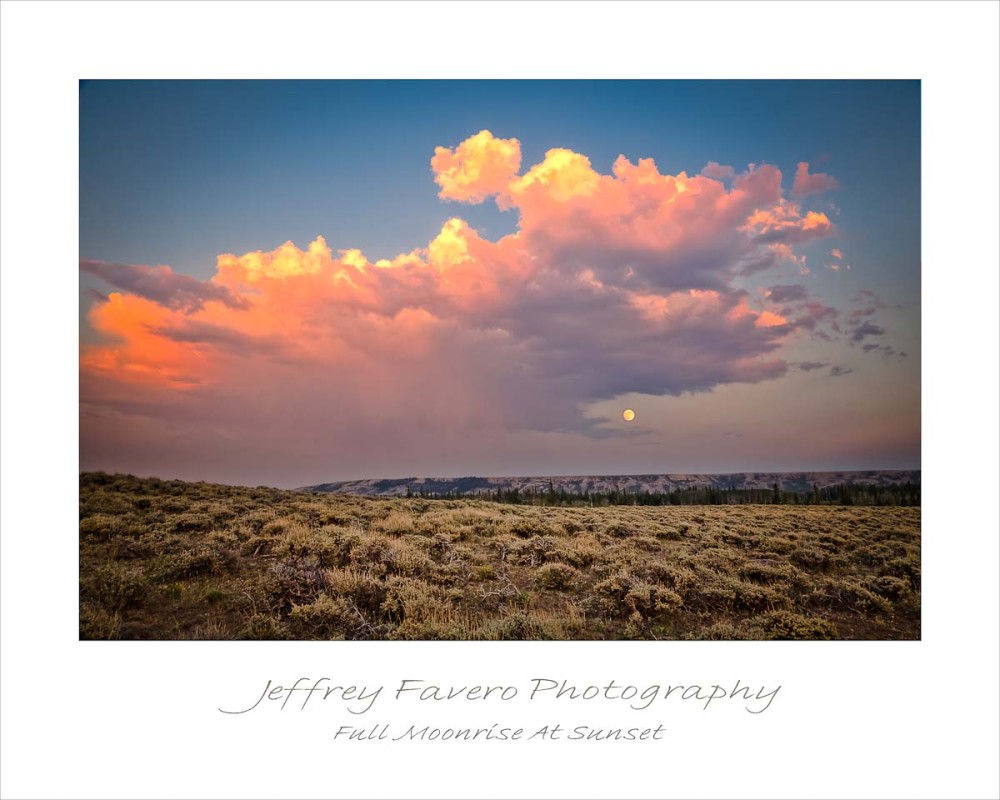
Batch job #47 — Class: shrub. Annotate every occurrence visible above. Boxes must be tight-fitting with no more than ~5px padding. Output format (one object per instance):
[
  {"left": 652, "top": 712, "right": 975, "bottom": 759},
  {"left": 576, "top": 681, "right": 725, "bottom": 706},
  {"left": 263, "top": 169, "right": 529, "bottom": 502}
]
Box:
[
  {"left": 643, "top": 562, "right": 697, "bottom": 593},
  {"left": 524, "top": 535, "right": 559, "bottom": 565},
  {"left": 692, "top": 621, "right": 753, "bottom": 641},
  {"left": 163, "top": 582, "right": 183, "bottom": 600},
  {"left": 594, "top": 571, "right": 682, "bottom": 620},
  {"left": 535, "top": 562, "right": 578, "bottom": 590},
  {"left": 146, "top": 544, "right": 231, "bottom": 582},
  {"left": 265, "top": 555, "right": 328, "bottom": 610},
  {"left": 82, "top": 564, "right": 147, "bottom": 612},
  {"left": 379, "top": 577, "right": 447, "bottom": 625},
  {"left": 79, "top": 514, "right": 144, "bottom": 540},
  {"left": 377, "top": 510, "right": 415, "bottom": 536},
  {"left": 790, "top": 546, "right": 831, "bottom": 571},
  {"left": 289, "top": 594, "right": 354, "bottom": 638},
  {"left": 836, "top": 580, "right": 894, "bottom": 615},
  {"left": 240, "top": 613, "right": 288, "bottom": 640},
  {"left": 553, "top": 534, "right": 603, "bottom": 568},
  {"left": 739, "top": 560, "right": 800, "bottom": 585},
  {"left": 80, "top": 604, "right": 120, "bottom": 640},
  {"left": 272, "top": 523, "right": 353, "bottom": 568},
  {"left": 624, "top": 583, "right": 683, "bottom": 617},
  {"left": 170, "top": 513, "right": 213, "bottom": 533},
  {"left": 205, "top": 589, "right": 228, "bottom": 604},
  {"left": 508, "top": 518, "right": 554, "bottom": 539},
  {"left": 752, "top": 611, "right": 838, "bottom": 640},
  {"left": 325, "top": 568, "right": 389, "bottom": 627},
  {"left": 482, "top": 612, "right": 542, "bottom": 640}
]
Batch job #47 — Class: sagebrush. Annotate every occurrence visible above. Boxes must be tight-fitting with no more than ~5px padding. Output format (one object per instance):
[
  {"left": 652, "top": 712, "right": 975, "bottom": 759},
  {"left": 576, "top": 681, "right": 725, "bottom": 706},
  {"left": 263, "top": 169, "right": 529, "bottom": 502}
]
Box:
[{"left": 79, "top": 473, "right": 920, "bottom": 640}]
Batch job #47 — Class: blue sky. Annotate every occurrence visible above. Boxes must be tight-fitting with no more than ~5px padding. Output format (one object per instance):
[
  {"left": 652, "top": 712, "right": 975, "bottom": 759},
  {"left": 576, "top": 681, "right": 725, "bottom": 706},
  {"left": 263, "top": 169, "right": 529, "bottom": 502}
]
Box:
[{"left": 81, "top": 80, "right": 918, "bottom": 284}]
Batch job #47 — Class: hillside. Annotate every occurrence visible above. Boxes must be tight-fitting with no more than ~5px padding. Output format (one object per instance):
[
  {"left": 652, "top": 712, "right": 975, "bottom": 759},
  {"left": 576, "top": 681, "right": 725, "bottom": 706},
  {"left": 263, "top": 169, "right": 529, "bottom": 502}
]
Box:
[{"left": 303, "top": 470, "right": 920, "bottom": 497}]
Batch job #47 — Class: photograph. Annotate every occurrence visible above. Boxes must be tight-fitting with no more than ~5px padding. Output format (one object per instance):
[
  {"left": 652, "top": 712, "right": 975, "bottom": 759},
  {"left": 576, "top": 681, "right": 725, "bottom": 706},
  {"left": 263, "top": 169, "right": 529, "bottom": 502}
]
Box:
[
  {"left": 4, "top": 2, "right": 998, "bottom": 798},
  {"left": 79, "top": 79, "right": 922, "bottom": 642}
]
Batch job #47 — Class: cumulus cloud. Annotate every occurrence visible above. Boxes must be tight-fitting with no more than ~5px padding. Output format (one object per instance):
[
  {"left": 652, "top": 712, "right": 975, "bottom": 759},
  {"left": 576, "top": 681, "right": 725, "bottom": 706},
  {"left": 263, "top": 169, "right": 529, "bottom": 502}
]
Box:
[
  {"left": 792, "top": 162, "right": 840, "bottom": 197},
  {"left": 81, "top": 131, "right": 849, "bottom": 474},
  {"left": 431, "top": 130, "right": 522, "bottom": 204}
]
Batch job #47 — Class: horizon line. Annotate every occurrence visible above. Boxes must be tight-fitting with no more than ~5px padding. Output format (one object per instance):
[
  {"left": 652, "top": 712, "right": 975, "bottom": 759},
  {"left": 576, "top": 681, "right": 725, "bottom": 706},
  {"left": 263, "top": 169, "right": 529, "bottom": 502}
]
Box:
[{"left": 80, "top": 467, "right": 922, "bottom": 492}]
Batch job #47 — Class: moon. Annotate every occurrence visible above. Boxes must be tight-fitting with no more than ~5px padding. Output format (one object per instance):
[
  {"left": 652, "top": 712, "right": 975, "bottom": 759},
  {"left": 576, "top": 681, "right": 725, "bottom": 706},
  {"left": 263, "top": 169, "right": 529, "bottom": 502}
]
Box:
[{"left": 623, "top": 408, "right": 635, "bottom": 421}]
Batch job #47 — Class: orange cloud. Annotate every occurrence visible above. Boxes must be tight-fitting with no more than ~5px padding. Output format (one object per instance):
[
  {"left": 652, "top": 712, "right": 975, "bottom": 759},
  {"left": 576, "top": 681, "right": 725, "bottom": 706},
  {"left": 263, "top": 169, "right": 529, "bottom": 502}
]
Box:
[
  {"left": 742, "top": 200, "right": 833, "bottom": 244},
  {"left": 431, "top": 129, "right": 521, "bottom": 203},
  {"left": 510, "top": 148, "right": 602, "bottom": 204},
  {"left": 755, "top": 310, "right": 788, "bottom": 328},
  {"left": 82, "top": 293, "right": 208, "bottom": 387},
  {"left": 82, "top": 132, "right": 847, "bottom": 479}
]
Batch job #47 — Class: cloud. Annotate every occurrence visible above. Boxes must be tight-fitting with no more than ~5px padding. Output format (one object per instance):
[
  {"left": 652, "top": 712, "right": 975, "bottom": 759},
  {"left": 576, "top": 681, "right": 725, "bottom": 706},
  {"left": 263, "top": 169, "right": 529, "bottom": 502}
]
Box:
[
  {"left": 849, "top": 289, "right": 888, "bottom": 319},
  {"left": 862, "top": 343, "right": 907, "bottom": 360},
  {"left": 763, "top": 285, "right": 839, "bottom": 334},
  {"left": 701, "top": 161, "right": 735, "bottom": 180},
  {"left": 843, "top": 290, "right": 892, "bottom": 344},
  {"left": 792, "top": 162, "right": 840, "bottom": 197},
  {"left": 148, "top": 319, "right": 290, "bottom": 357},
  {"left": 849, "top": 321, "right": 886, "bottom": 342},
  {"left": 831, "top": 248, "right": 843, "bottom": 259},
  {"left": 81, "top": 259, "right": 249, "bottom": 313},
  {"left": 794, "top": 361, "right": 829, "bottom": 372},
  {"left": 431, "top": 130, "right": 522, "bottom": 204},
  {"left": 829, "top": 365, "right": 853, "bottom": 377},
  {"left": 766, "top": 284, "right": 808, "bottom": 304},
  {"left": 81, "top": 131, "right": 850, "bottom": 474},
  {"left": 744, "top": 203, "right": 833, "bottom": 245}
]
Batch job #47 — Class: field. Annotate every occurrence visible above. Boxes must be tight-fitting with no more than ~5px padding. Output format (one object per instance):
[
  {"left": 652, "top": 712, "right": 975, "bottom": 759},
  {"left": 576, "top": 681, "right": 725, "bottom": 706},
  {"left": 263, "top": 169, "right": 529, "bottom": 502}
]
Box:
[{"left": 79, "top": 473, "right": 921, "bottom": 640}]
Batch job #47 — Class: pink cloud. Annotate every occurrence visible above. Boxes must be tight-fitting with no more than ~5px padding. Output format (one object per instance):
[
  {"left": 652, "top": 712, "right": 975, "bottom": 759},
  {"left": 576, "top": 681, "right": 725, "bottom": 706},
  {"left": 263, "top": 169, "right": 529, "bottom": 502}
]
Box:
[
  {"left": 81, "top": 131, "right": 847, "bottom": 480},
  {"left": 792, "top": 162, "right": 840, "bottom": 197},
  {"left": 700, "top": 161, "right": 735, "bottom": 180}
]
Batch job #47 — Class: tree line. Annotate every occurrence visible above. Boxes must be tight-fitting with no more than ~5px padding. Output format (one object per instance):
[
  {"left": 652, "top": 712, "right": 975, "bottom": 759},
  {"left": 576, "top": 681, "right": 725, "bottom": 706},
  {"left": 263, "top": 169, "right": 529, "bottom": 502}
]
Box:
[{"left": 409, "top": 481, "right": 920, "bottom": 507}]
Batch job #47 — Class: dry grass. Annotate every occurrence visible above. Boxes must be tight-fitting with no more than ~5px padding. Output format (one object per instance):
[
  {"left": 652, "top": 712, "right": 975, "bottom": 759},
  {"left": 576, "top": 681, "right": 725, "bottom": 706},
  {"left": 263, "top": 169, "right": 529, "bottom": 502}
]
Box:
[{"left": 79, "top": 473, "right": 920, "bottom": 640}]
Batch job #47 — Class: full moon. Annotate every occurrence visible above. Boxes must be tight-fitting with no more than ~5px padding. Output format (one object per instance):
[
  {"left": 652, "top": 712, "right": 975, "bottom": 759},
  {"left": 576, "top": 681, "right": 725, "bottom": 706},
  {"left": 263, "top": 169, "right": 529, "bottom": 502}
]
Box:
[{"left": 623, "top": 408, "right": 635, "bottom": 421}]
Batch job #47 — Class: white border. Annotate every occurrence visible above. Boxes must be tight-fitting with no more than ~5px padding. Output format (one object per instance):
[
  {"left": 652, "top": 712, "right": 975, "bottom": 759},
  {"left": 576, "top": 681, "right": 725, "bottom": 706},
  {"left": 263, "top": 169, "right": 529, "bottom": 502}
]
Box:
[{"left": 2, "top": 2, "right": 998, "bottom": 799}]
